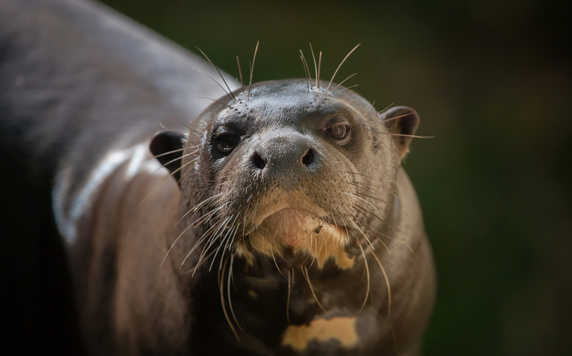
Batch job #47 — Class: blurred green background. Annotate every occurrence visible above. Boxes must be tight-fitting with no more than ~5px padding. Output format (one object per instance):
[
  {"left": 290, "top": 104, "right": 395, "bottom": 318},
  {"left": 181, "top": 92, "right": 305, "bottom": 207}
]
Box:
[{"left": 99, "top": 1, "right": 572, "bottom": 354}]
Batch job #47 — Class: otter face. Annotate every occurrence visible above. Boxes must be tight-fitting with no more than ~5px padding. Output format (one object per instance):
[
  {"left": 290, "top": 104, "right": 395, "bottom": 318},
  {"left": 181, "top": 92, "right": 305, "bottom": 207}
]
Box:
[
  {"left": 150, "top": 79, "right": 423, "bottom": 353},
  {"left": 151, "top": 79, "right": 419, "bottom": 274}
]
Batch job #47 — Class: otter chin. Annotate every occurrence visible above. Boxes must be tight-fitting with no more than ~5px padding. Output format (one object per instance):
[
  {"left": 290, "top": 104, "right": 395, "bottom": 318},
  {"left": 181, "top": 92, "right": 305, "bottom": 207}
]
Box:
[
  {"left": 244, "top": 204, "right": 353, "bottom": 270},
  {"left": 239, "top": 188, "right": 352, "bottom": 268},
  {"left": 253, "top": 207, "right": 348, "bottom": 248}
]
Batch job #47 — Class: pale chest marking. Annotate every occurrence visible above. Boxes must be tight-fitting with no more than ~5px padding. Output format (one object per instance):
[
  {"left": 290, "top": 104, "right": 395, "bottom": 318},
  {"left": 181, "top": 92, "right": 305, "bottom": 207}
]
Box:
[{"left": 281, "top": 316, "right": 359, "bottom": 351}]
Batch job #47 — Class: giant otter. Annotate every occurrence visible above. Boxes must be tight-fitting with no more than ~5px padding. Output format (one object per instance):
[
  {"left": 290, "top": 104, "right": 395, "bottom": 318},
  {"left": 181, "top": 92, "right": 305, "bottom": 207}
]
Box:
[{"left": 0, "top": 0, "right": 435, "bottom": 355}]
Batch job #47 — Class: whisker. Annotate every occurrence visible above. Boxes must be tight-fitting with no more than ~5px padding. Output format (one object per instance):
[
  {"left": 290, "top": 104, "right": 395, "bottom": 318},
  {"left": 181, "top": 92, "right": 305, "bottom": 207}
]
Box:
[
  {"left": 345, "top": 184, "right": 387, "bottom": 200},
  {"left": 302, "top": 266, "right": 326, "bottom": 312},
  {"left": 196, "top": 47, "right": 235, "bottom": 99},
  {"left": 209, "top": 223, "right": 233, "bottom": 271},
  {"left": 286, "top": 269, "right": 293, "bottom": 323},
  {"left": 349, "top": 195, "right": 386, "bottom": 214},
  {"left": 350, "top": 219, "right": 392, "bottom": 316},
  {"left": 179, "top": 227, "right": 215, "bottom": 270},
  {"left": 381, "top": 112, "right": 413, "bottom": 123},
  {"left": 236, "top": 55, "right": 244, "bottom": 86},
  {"left": 213, "top": 216, "right": 240, "bottom": 272},
  {"left": 161, "top": 221, "right": 195, "bottom": 267},
  {"left": 345, "top": 189, "right": 385, "bottom": 204},
  {"left": 270, "top": 248, "right": 286, "bottom": 278},
  {"left": 137, "top": 151, "right": 199, "bottom": 192},
  {"left": 298, "top": 50, "right": 312, "bottom": 91},
  {"left": 177, "top": 192, "right": 225, "bottom": 225},
  {"left": 160, "top": 150, "right": 198, "bottom": 169},
  {"left": 343, "top": 191, "right": 387, "bottom": 221},
  {"left": 225, "top": 224, "right": 240, "bottom": 273},
  {"left": 181, "top": 213, "right": 229, "bottom": 269},
  {"left": 249, "top": 41, "right": 261, "bottom": 89},
  {"left": 329, "top": 209, "right": 349, "bottom": 246},
  {"left": 135, "top": 156, "right": 199, "bottom": 210},
  {"left": 168, "top": 157, "right": 197, "bottom": 179},
  {"left": 204, "top": 216, "right": 233, "bottom": 271},
  {"left": 317, "top": 51, "right": 323, "bottom": 88},
  {"left": 347, "top": 194, "right": 416, "bottom": 254},
  {"left": 353, "top": 203, "right": 414, "bottom": 254},
  {"left": 389, "top": 133, "right": 434, "bottom": 139},
  {"left": 196, "top": 66, "right": 233, "bottom": 98},
  {"left": 357, "top": 242, "right": 371, "bottom": 311},
  {"left": 151, "top": 147, "right": 187, "bottom": 159},
  {"left": 309, "top": 43, "right": 318, "bottom": 88},
  {"left": 366, "top": 240, "right": 392, "bottom": 317},
  {"left": 349, "top": 204, "right": 391, "bottom": 252},
  {"left": 338, "top": 170, "right": 373, "bottom": 178},
  {"left": 327, "top": 43, "right": 361, "bottom": 91},
  {"left": 227, "top": 254, "right": 243, "bottom": 333},
  {"left": 197, "top": 96, "right": 218, "bottom": 102},
  {"left": 192, "top": 203, "right": 227, "bottom": 228},
  {"left": 191, "top": 247, "right": 219, "bottom": 277},
  {"left": 377, "top": 102, "right": 395, "bottom": 113},
  {"left": 334, "top": 72, "right": 358, "bottom": 90},
  {"left": 218, "top": 257, "right": 240, "bottom": 340}
]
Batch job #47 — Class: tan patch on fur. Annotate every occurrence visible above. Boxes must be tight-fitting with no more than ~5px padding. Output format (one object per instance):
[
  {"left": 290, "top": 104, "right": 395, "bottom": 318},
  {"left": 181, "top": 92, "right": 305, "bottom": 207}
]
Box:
[
  {"left": 281, "top": 317, "right": 358, "bottom": 351},
  {"left": 242, "top": 189, "right": 355, "bottom": 269},
  {"left": 234, "top": 241, "right": 255, "bottom": 266},
  {"left": 249, "top": 211, "right": 354, "bottom": 269}
]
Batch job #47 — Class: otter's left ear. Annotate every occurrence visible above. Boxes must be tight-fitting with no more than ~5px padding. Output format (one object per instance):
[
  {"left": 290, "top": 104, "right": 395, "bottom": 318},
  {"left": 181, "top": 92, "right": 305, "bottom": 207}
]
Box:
[
  {"left": 149, "top": 131, "right": 187, "bottom": 184},
  {"left": 379, "top": 106, "right": 420, "bottom": 160}
]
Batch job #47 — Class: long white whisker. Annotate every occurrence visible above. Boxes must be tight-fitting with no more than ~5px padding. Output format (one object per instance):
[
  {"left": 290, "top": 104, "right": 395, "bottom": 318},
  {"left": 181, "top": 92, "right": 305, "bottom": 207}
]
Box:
[{"left": 327, "top": 43, "right": 361, "bottom": 91}]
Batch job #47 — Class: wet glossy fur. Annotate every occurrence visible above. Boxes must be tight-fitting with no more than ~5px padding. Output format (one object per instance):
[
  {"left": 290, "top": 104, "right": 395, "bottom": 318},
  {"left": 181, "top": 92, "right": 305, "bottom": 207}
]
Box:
[{"left": 0, "top": 0, "right": 435, "bottom": 355}]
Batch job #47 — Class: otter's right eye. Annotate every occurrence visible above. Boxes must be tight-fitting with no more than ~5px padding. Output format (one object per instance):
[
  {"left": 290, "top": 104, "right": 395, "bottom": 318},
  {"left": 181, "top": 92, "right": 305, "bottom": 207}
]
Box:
[{"left": 212, "top": 131, "right": 240, "bottom": 156}]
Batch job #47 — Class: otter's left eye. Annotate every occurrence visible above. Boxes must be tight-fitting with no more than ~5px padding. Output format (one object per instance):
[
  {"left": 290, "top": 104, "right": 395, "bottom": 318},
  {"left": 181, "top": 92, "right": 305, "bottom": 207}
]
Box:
[{"left": 325, "top": 120, "right": 352, "bottom": 144}]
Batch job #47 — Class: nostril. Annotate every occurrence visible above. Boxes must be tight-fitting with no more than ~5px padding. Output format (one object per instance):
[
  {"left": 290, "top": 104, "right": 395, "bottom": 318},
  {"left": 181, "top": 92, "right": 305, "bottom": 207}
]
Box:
[
  {"left": 251, "top": 151, "right": 266, "bottom": 170},
  {"left": 301, "top": 148, "right": 315, "bottom": 167}
]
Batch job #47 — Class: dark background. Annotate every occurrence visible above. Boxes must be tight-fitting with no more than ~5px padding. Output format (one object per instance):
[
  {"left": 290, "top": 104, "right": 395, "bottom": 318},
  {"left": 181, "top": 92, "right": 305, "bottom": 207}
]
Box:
[{"left": 100, "top": 0, "right": 572, "bottom": 354}]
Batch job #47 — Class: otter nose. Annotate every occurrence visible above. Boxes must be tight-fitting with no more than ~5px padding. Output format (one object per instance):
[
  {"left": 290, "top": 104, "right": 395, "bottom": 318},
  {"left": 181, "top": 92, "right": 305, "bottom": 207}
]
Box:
[{"left": 249, "top": 133, "right": 320, "bottom": 178}]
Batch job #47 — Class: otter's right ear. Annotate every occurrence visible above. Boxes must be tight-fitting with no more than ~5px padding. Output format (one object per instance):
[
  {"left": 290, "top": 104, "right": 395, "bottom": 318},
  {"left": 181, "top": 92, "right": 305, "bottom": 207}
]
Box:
[{"left": 150, "top": 131, "right": 187, "bottom": 184}]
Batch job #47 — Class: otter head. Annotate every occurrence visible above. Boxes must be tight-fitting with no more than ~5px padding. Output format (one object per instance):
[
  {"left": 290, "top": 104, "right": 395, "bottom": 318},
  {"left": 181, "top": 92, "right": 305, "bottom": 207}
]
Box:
[{"left": 150, "top": 79, "right": 420, "bottom": 351}]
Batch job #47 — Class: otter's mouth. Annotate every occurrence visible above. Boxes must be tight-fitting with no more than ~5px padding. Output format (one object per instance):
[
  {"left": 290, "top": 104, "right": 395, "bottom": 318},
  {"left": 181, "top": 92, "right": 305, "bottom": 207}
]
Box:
[
  {"left": 250, "top": 208, "right": 348, "bottom": 248},
  {"left": 234, "top": 207, "right": 356, "bottom": 270}
]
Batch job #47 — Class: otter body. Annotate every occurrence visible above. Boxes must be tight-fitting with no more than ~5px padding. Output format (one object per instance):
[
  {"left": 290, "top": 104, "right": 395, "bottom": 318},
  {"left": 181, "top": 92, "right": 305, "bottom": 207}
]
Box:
[{"left": 0, "top": 0, "right": 435, "bottom": 355}]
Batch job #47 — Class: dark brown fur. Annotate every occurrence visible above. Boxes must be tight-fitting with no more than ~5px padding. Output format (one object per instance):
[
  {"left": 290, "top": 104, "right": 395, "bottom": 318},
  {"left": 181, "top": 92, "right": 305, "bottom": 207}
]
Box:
[{"left": 0, "top": 1, "right": 435, "bottom": 355}]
